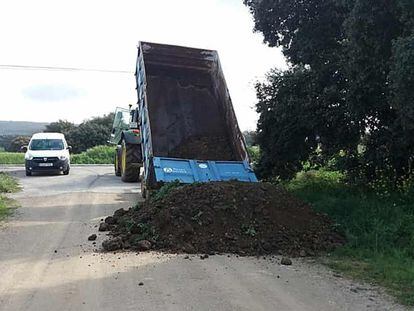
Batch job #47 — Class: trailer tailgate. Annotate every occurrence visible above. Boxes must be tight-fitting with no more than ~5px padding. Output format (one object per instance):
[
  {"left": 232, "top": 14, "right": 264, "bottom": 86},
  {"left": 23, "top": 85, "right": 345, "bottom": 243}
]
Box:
[{"left": 153, "top": 157, "right": 258, "bottom": 184}]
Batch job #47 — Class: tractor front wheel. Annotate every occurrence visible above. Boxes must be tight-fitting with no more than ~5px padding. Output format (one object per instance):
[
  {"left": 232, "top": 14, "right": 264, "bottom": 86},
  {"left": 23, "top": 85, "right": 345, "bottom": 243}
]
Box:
[{"left": 120, "top": 141, "right": 141, "bottom": 182}]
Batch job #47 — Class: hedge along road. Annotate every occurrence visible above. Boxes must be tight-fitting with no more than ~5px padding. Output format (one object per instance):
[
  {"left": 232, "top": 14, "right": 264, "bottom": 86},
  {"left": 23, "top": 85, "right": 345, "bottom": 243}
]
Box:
[{"left": 0, "top": 166, "right": 406, "bottom": 311}]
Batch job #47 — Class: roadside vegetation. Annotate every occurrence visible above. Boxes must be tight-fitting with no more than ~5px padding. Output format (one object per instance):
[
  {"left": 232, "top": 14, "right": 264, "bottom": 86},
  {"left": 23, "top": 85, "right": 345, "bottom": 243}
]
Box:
[
  {"left": 0, "top": 172, "right": 19, "bottom": 220},
  {"left": 243, "top": 0, "right": 414, "bottom": 306},
  {"left": 285, "top": 169, "right": 414, "bottom": 305},
  {"left": 246, "top": 145, "right": 260, "bottom": 168},
  {"left": 0, "top": 145, "right": 113, "bottom": 165},
  {"left": 243, "top": 142, "right": 414, "bottom": 304},
  {"left": 71, "top": 145, "right": 113, "bottom": 164},
  {"left": 0, "top": 152, "right": 24, "bottom": 165}
]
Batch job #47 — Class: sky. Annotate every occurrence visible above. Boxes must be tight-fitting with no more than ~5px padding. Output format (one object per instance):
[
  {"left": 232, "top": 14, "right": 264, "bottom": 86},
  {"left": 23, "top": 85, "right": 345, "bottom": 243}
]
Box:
[{"left": 0, "top": 0, "right": 286, "bottom": 130}]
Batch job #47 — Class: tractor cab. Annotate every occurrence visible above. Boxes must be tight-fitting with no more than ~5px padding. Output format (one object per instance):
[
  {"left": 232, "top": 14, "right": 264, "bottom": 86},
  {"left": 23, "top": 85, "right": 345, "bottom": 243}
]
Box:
[{"left": 110, "top": 106, "right": 142, "bottom": 182}]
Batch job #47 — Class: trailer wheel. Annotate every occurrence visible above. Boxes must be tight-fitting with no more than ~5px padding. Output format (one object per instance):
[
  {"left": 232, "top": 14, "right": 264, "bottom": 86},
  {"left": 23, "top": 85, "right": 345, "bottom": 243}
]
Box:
[
  {"left": 141, "top": 181, "right": 147, "bottom": 198},
  {"left": 114, "top": 147, "right": 122, "bottom": 177},
  {"left": 120, "top": 140, "right": 140, "bottom": 182}
]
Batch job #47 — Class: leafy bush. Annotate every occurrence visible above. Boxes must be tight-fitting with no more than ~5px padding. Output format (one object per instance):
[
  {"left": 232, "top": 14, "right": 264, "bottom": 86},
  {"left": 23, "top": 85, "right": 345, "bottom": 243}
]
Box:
[
  {"left": 71, "top": 145, "right": 113, "bottom": 164},
  {"left": 286, "top": 169, "right": 344, "bottom": 192},
  {"left": 247, "top": 145, "right": 260, "bottom": 168}
]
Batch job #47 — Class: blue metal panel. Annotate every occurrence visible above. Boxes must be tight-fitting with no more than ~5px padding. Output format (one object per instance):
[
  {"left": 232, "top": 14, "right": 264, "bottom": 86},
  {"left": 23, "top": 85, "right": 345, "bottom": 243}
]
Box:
[
  {"left": 136, "top": 46, "right": 153, "bottom": 180},
  {"left": 153, "top": 157, "right": 258, "bottom": 184}
]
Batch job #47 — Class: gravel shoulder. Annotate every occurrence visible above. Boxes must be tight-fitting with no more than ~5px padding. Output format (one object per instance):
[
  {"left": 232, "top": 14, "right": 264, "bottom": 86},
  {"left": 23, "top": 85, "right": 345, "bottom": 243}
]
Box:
[{"left": 0, "top": 166, "right": 407, "bottom": 311}]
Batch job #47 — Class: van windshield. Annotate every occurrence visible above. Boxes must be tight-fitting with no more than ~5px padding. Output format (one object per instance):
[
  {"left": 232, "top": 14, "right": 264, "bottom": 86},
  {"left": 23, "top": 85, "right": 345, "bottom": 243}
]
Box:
[{"left": 29, "top": 139, "right": 64, "bottom": 151}]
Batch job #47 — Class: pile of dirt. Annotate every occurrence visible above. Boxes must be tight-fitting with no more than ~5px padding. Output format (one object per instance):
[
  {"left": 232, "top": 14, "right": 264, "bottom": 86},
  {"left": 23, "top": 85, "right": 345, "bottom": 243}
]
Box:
[
  {"left": 169, "top": 136, "right": 236, "bottom": 161},
  {"left": 99, "top": 181, "right": 345, "bottom": 256}
]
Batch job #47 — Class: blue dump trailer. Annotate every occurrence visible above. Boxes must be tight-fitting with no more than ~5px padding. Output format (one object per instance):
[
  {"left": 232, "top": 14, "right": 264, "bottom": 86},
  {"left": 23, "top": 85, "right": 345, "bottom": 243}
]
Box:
[{"left": 135, "top": 42, "right": 257, "bottom": 197}]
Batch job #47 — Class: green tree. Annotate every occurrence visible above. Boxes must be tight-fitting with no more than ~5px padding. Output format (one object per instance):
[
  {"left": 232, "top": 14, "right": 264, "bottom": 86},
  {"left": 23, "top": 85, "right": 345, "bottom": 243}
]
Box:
[
  {"left": 43, "top": 113, "right": 114, "bottom": 154},
  {"left": 67, "top": 123, "right": 108, "bottom": 153},
  {"left": 44, "top": 120, "right": 76, "bottom": 135},
  {"left": 388, "top": 33, "right": 414, "bottom": 176},
  {"left": 66, "top": 113, "right": 114, "bottom": 153},
  {"left": 245, "top": 0, "right": 414, "bottom": 182}
]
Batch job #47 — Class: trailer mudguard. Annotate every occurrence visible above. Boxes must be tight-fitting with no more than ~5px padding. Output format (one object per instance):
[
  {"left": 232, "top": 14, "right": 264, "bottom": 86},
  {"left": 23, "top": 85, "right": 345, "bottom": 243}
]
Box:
[{"left": 121, "top": 130, "right": 141, "bottom": 145}]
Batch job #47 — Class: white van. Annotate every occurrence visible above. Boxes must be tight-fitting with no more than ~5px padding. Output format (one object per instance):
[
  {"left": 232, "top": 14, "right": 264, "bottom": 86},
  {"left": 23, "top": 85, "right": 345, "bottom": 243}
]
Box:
[{"left": 23, "top": 133, "right": 71, "bottom": 176}]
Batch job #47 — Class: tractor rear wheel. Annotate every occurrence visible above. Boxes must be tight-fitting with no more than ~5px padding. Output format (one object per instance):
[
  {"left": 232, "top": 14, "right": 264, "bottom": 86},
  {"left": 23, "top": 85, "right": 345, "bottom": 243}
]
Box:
[{"left": 120, "top": 140, "right": 141, "bottom": 182}]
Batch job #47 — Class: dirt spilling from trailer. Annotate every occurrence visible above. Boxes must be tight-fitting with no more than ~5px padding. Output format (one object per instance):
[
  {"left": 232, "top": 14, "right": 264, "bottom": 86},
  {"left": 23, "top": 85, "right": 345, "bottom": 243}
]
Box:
[
  {"left": 99, "top": 181, "right": 345, "bottom": 256},
  {"left": 169, "top": 136, "right": 236, "bottom": 161}
]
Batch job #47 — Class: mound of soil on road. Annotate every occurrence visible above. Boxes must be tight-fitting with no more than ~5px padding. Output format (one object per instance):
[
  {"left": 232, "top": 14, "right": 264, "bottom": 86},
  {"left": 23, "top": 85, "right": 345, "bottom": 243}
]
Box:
[{"left": 100, "top": 182, "right": 345, "bottom": 256}]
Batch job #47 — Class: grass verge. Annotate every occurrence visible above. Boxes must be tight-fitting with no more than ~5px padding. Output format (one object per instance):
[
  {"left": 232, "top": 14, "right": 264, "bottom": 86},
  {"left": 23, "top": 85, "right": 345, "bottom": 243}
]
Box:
[
  {"left": 0, "top": 152, "right": 24, "bottom": 165},
  {"left": 286, "top": 170, "right": 414, "bottom": 305},
  {"left": 0, "top": 172, "right": 20, "bottom": 220}
]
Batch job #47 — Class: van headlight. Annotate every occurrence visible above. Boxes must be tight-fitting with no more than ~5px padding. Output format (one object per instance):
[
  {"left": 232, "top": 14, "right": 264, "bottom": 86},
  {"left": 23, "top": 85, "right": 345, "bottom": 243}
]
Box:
[
  {"left": 25, "top": 154, "right": 33, "bottom": 160},
  {"left": 59, "top": 155, "right": 67, "bottom": 161}
]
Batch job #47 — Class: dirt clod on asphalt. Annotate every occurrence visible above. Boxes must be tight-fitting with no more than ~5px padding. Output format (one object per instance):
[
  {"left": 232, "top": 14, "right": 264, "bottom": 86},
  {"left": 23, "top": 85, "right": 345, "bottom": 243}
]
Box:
[
  {"left": 105, "top": 216, "right": 117, "bottom": 225},
  {"left": 281, "top": 257, "right": 293, "bottom": 265},
  {"left": 99, "top": 222, "right": 110, "bottom": 232},
  {"left": 102, "top": 237, "right": 123, "bottom": 251},
  {"left": 100, "top": 181, "right": 345, "bottom": 256}
]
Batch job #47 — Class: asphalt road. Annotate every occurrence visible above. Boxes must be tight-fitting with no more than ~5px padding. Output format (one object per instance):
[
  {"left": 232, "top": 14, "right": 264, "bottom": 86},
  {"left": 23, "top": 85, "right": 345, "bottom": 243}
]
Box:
[{"left": 0, "top": 166, "right": 407, "bottom": 311}]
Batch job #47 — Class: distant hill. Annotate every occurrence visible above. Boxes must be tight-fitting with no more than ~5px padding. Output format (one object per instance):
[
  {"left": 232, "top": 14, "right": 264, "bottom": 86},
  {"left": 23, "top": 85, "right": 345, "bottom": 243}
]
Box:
[{"left": 0, "top": 121, "right": 49, "bottom": 136}]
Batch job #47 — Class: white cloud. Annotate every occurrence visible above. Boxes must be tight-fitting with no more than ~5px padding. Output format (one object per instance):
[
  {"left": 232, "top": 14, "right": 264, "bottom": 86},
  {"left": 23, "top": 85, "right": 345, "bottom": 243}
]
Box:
[
  {"left": 0, "top": 0, "right": 286, "bottom": 130},
  {"left": 22, "top": 83, "right": 85, "bottom": 102}
]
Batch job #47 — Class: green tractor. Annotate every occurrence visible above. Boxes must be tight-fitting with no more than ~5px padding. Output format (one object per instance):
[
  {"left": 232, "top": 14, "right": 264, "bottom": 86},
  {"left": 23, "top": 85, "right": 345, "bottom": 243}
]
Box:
[{"left": 110, "top": 106, "right": 142, "bottom": 182}]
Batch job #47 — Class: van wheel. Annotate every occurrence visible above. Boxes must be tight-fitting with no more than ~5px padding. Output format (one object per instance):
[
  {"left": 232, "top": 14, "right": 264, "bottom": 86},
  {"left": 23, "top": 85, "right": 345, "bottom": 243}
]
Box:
[
  {"left": 25, "top": 170, "right": 32, "bottom": 176},
  {"left": 63, "top": 168, "right": 70, "bottom": 175},
  {"left": 120, "top": 140, "right": 140, "bottom": 182}
]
